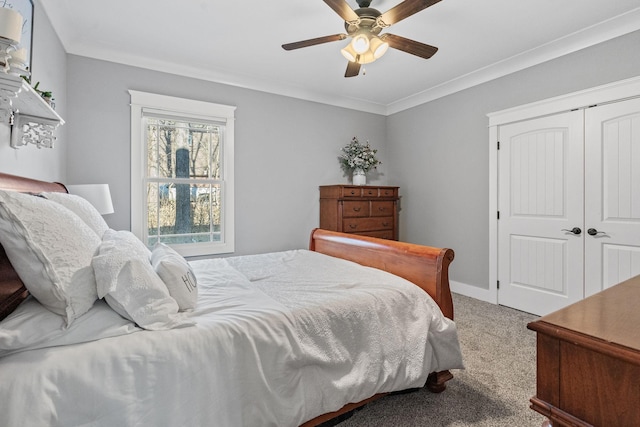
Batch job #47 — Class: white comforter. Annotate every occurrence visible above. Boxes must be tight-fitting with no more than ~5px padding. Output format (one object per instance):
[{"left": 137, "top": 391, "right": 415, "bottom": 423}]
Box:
[{"left": 0, "top": 250, "right": 463, "bottom": 427}]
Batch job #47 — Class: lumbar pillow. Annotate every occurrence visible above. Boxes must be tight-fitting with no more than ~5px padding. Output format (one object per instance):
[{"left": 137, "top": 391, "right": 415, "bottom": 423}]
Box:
[
  {"left": 41, "top": 192, "right": 109, "bottom": 238},
  {"left": 151, "top": 243, "right": 198, "bottom": 311},
  {"left": 0, "top": 190, "right": 100, "bottom": 325},
  {"left": 92, "top": 229, "right": 193, "bottom": 330}
]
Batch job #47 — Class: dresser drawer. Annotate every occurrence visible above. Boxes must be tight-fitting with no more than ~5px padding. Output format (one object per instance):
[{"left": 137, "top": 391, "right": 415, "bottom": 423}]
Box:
[
  {"left": 379, "top": 188, "right": 397, "bottom": 198},
  {"left": 343, "top": 217, "right": 394, "bottom": 233},
  {"left": 370, "top": 201, "right": 394, "bottom": 217},
  {"left": 343, "top": 201, "right": 369, "bottom": 217},
  {"left": 343, "top": 187, "right": 362, "bottom": 197},
  {"left": 362, "top": 187, "right": 379, "bottom": 197}
]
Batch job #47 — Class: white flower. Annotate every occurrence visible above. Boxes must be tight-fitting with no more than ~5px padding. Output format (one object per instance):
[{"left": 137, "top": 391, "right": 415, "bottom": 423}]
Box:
[{"left": 338, "top": 137, "right": 381, "bottom": 173}]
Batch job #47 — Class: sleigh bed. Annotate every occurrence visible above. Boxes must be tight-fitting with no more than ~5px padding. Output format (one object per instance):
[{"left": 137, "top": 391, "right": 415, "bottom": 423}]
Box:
[{"left": 0, "top": 172, "right": 463, "bottom": 427}]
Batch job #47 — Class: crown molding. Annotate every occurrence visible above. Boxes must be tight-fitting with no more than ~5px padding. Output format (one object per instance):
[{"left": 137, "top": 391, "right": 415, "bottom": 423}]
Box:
[{"left": 385, "top": 7, "right": 640, "bottom": 115}]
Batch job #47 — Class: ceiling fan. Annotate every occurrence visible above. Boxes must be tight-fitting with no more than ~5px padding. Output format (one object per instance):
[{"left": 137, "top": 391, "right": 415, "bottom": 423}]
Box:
[{"left": 282, "top": 0, "right": 441, "bottom": 77}]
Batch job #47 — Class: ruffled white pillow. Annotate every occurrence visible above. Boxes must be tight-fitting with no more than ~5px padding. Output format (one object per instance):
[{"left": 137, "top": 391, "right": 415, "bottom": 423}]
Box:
[
  {"left": 41, "top": 192, "right": 109, "bottom": 238},
  {"left": 151, "top": 243, "right": 198, "bottom": 311},
  {"left": 92, "top": 230, "right": 193, "bottom": 330},
  {"left": 0, "top": 190, "right": 100, "bottom": 325}
]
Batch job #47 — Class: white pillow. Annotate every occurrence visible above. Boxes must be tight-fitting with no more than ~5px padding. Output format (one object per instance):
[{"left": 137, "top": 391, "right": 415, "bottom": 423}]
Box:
[
  {"left": 0, "top": 296, "right": 140, "bottom": 357},
  {"left": 151, "top": 243, "right": 198, "bottom": 311},
  {"left": 0, "top": 190, "right": 101, "bottom": 325},
  {"left": 92, "top": 230, "right": 193, "bottom": 330},
  {"left": 42, "top": 192, "right": 109, "bottom": 238}
]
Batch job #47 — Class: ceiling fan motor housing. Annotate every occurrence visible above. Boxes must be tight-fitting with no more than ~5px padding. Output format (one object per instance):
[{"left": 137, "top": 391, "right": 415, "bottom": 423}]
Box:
[{"left": 345, "top": 8, "right": 383, "bottom": 36}]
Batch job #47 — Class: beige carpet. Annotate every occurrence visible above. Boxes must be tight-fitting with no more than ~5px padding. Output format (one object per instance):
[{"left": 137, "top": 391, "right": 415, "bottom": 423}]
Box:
[{"left": 336, "top": 293, "right": 546, "bottom": 426}]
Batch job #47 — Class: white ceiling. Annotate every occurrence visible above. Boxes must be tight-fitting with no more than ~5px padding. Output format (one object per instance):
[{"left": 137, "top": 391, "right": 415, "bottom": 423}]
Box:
[{"left": 40, "top": 0, "right": 640, "bottom": 115}]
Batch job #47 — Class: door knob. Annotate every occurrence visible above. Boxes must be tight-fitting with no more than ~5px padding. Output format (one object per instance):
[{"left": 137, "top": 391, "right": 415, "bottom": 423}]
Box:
[
  {"left": 587, "top": 228, "right": 606, "bottom": 236},
  {"left": 562, "top": 227, "right": 582, "bottom": 235}
]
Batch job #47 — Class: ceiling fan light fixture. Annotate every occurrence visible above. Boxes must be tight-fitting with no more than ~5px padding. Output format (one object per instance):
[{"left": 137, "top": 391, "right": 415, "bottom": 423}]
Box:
[
  {"left": 281, "top": 0, "right": 441, "bottom": 77},
  {"left": 370, "top": 36, "right": 389, "bottom": 59},
  {"left": 351, "top": 33, "right": 370, "bottom": 54},
  {"left": 340, "top": 44, "right": 357, "bottom": 62}
]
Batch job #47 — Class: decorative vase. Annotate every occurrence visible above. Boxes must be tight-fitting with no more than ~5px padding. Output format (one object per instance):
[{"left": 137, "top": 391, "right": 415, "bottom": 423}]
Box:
[{"left": 352, "top": 168, "right": 366, "bottom": 186}]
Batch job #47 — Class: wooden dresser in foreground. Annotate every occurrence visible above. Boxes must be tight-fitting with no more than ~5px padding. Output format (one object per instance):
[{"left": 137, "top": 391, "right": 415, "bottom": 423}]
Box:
[
  {"left": 527, "top": 274, "right": 640, "bottom": 427},
  {"left": 319, "top": 185, "right": 399, "bottom": 240}
]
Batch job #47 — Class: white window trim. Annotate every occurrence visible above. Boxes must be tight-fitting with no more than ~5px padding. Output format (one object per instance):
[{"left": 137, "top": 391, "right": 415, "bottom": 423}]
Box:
[{"left": 129, "top": 90, "right": 236, "bottom": 256}]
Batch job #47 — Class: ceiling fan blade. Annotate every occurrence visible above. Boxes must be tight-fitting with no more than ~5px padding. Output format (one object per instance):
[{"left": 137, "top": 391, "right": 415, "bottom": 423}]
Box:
[
  {"left": 282, "top": 34, "right": 347, "bottom": 51},
  {"left": 382, "top": 33, "right": 438, "bottom": 59},
  {"left": 345, "top": 61, "right": 361, "bottom": 78},
  {"left": 323, "top": 0, "right": 359, "bottom": 22},
  {"left": 378, "top": 0, "right": 442, "bottom": 27}
]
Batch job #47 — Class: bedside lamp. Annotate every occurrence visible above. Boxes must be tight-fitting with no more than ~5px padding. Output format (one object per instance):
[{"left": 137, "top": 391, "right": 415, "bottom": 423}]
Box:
[{"left": 66, "top": 184, "right": 114, "bottom": 215}]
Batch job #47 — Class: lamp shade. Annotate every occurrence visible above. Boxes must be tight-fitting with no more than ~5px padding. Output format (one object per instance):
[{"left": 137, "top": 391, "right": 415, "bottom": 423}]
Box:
[{"left": 66, "top": 184, "right": 114, "bottom": 215}]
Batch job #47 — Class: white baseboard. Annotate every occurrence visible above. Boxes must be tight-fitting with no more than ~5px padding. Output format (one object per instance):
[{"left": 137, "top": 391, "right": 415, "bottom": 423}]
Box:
[{"left": 450, "top": 280, "right": 497, "bottom": 304}]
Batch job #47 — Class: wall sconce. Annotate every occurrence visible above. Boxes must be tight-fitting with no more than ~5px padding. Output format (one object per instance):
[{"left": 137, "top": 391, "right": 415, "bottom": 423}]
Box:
[{"left": 66, "top": 184, "right": 114, "bottom": 215}]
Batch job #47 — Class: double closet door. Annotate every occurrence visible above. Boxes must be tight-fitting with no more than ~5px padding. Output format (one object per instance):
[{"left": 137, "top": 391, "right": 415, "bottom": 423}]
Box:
[{"left": 498, "top": 97, "right": 640, "bottom": 316}]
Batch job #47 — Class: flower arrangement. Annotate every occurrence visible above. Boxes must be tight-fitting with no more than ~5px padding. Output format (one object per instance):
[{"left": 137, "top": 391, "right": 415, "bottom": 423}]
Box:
[{"left": 338, "top": 137, "right": 381, "bottom": 173}]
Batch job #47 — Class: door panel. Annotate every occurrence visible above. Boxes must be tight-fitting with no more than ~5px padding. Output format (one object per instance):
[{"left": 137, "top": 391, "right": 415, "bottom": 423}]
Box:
[
  {"left": 585, "top": 98, "right": 640, "bottom": 295},
  {"left": 510, "top": 235, "right": 565, "bottom": 294},
  {"left": 498, "top": 111, "right": 584, "bottom": 315}
]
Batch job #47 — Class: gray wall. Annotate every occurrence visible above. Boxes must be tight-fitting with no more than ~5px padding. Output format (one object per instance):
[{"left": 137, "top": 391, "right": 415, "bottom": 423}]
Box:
[
  {"left": 0, "top": 4, "right": 67, "bottom": 180},
  {"left": 387, "top": 30, "right": 640, "bottom": 290},
  {"left": 65, "top": 56, "right": 388, "bottom": 255},
  {"left": 5, "top": 7, "right": 640, "bottom": 293}
]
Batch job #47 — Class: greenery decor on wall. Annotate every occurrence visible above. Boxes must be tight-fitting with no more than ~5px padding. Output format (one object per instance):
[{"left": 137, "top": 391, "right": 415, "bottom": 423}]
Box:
[{"left": 338, "top": 136, "right": 381, "bottom": 174}]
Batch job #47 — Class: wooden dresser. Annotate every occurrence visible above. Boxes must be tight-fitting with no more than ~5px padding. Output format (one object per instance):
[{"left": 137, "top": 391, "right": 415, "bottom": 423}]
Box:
[
  {"left": 527, "top": 274, "right": 640, "bottom": 427},
  {"left": 319, "top": 185, "right": 399, "bottom": 240}
]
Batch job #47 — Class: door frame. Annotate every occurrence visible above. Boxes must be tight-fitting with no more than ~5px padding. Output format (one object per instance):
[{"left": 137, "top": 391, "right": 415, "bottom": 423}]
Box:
[{"left": 487, "top": 76, "right": 640, "bottom": 306}]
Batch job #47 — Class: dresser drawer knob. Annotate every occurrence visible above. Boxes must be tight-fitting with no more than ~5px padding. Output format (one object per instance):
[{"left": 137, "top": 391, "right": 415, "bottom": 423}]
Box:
[
  {"left": 382, "top": 222, "right": 389, "bottom": 227},
  {"left": 349, "top": 224, "right": 358, "bottom": 229},
  {"left": 353, "top": 207, "right": 361, "bottom": 212},
  {"left": 378, "top": 207, "right": 386, "bottom": 212}
]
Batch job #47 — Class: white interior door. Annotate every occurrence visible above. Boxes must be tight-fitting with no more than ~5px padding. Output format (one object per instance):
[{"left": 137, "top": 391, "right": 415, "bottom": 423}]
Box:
[
  {"left": 584, "top": 98, "right": 640, "bottom": 296},
  {"left": 498, "top": 111, "right": 584, "bottom": 316}
]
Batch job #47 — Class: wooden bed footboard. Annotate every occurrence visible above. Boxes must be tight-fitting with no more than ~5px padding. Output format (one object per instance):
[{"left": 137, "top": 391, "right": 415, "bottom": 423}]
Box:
[
  {"left": 309, "top": 228, "right": 455, "bottom": 320},
  {"left": 304, "top": 228, "right": 456, "bottom": 427}
]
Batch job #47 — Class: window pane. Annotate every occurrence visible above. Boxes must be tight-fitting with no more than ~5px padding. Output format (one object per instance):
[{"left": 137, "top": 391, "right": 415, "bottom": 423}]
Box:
[
  {"left": 146, "top": 118, "right": 221, "bottom": 179},
  {"left": 193, "top": 183, "right": 221, "bottom": 234},
  {"left": 146, "top": 119, "right": 160, "bottom": 178},
  {"left": 146, "top": 182, "right": 222, "bottom": 245},
  {"left": 147, "top": 182, "right": 160, "bottom": 237}
]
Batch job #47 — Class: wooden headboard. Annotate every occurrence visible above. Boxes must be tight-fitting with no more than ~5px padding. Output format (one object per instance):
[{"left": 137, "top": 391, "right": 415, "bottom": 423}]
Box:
[{"left": 0, "top": 172, "right": 68, "bottom": 320}]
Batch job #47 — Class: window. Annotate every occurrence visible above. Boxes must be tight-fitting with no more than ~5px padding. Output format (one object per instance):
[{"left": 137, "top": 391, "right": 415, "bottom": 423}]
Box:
[{"left": 130, "top": 91, "right": 235, "bottom": 256}]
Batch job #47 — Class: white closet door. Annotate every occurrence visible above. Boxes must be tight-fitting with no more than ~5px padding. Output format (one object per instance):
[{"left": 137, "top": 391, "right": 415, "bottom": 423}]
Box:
[
  {"left": 585, "top": 98, "right": 640, "bottom": 296},
  {"left": 498, "top": 111, "right": 584, "bottom": 316}
]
